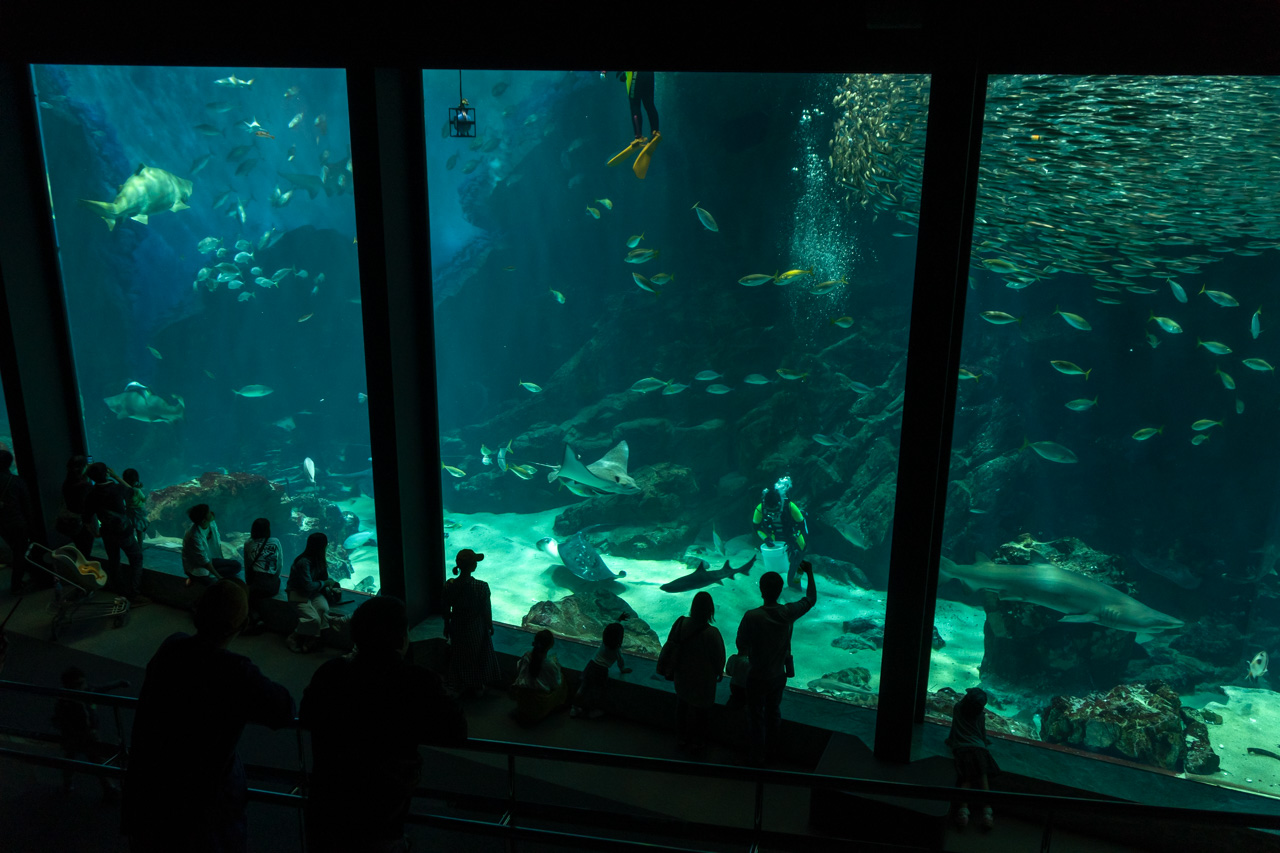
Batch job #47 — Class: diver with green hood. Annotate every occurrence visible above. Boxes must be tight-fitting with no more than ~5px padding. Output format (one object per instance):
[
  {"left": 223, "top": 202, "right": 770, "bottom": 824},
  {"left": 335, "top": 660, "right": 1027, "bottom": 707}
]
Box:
[
  {"left": 602, "top": 71, "right": 662, "bottom": 179},
  {"left": 753, "top": 475, "right": 809, "bottom": 588}
]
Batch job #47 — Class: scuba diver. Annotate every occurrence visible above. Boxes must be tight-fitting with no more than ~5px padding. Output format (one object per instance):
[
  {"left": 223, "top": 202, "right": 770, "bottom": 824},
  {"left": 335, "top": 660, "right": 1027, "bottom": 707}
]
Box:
[
  {"left": 753, "top": 475, "right": 809, "bottom": 588},
  {"left": 602, "top": 71, "right": 662, "bottom": 179}
]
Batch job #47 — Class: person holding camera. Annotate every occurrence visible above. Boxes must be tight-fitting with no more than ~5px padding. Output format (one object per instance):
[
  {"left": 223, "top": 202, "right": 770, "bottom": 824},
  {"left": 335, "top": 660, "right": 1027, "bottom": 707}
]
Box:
[
  {"left": 286, "top": 532, "right": 344, "bottom": 654},
  {"left": 734, "top": 560, "right": 817, "bottom": 767}
]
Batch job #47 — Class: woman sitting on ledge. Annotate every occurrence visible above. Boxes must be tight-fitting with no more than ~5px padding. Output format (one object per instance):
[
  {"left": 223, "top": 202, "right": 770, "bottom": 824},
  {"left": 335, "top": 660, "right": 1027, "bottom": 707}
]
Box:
[{"left": 510, "top": 629, "right": 569, "bottom": 723}]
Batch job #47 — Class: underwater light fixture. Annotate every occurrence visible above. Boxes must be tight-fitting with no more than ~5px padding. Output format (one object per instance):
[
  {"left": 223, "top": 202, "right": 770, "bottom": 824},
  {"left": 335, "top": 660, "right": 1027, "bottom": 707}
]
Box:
[{"left": 449, "top": 70, "right": 476, "bottom": 138}]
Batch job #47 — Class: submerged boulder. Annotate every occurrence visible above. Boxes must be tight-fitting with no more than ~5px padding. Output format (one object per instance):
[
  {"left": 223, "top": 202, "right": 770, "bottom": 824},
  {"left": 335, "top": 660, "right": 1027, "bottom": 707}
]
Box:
[
  {"left": 521, "top": 588, "right": 661, "bottom": 657},
  {"left": 1039, "top": 680, "right": 1188, "bottom": 771},
  {"left": 148, "top": 472, "right": 294, "bottom": 540}
]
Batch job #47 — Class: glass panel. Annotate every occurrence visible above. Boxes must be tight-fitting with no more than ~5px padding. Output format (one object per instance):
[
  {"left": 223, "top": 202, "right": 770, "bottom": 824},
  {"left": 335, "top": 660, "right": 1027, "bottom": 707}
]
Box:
[
  {"left": 427, "top": 70, "right": 929, "bottom": 704},
  {"left": 933, "top": 74, "right": 1280, "bottom": 796},
  {"left": 0, "top": 379, "right": 9, "bottom": 464},
  {"left": 31, "top": 64, "right": 379, "bottom": 593}
]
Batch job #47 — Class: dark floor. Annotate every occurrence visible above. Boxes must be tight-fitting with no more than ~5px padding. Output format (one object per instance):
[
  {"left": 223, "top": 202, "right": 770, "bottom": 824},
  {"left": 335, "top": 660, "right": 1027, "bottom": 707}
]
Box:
[{"left": 0, "top": 550, "right": 1251, "bottom": 852}]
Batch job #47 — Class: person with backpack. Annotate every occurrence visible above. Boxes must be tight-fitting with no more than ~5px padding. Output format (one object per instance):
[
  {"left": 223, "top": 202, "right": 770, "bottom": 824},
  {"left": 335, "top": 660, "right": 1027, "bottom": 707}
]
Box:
[{"left": 87, "top": 461, "right": 147, "bottom": 605}]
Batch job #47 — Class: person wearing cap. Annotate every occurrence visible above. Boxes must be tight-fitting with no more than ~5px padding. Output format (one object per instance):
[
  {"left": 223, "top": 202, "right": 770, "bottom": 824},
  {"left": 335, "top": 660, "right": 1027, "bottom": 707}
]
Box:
[{"left": 443, "top": 549, "right": 500, "bottom": 698}]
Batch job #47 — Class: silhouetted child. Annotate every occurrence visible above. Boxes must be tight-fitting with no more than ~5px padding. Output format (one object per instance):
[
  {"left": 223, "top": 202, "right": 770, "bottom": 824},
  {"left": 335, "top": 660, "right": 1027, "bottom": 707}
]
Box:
[
  {"left": 946, "top": 687, "right": 999, "bottom": 830},
  {"left": 570, "top": 618, "right": 632, "bottom": 719},
  {"left": 52, "top": 666, "right": 129, "bottom": 801}
]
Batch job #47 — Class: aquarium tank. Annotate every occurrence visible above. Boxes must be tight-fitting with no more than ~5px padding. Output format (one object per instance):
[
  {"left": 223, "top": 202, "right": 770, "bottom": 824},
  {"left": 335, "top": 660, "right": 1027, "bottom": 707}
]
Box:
[
  {"left": 0, "top": 378, "right": 11, "bottom": 470},
  {"left": 30, "top": 64, "right": 380, "bottom": 592},
  {"left": 932, "top": 74, "right": 1280, "bottom": 792},
  {"left": 426, "top": 70, "right": 930, "bottom": 702}
]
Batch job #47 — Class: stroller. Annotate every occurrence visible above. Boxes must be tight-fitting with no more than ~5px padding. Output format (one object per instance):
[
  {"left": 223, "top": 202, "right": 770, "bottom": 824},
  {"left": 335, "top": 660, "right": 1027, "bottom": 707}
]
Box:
[{"left": 25, "top": 543, "right": 130, "bottom": 641}]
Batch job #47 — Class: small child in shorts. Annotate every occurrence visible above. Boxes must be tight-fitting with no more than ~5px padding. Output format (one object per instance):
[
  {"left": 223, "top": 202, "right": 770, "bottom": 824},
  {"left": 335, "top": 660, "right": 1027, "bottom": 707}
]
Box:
[
  {"left": 570, "top": 619, "right": 632, "bottom": 719},
  {"left": 946, "top": 687, "right": 1000, "bottom": 830}
]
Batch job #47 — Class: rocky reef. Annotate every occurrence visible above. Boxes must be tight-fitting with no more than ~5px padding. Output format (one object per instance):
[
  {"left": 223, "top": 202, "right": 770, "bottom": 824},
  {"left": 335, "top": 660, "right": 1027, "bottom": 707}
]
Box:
[
  {"left": 1038, "top": 679, "right": 1220, "bottom": 774},
  {"left": 148, "top": 472, "right": 293, "bottom": 539},
  {"left": 521, "top": 588, "right": 661, "bottom": 657},
  {"left": 146, "top": 471, "right": 358, "bottom": 579}
]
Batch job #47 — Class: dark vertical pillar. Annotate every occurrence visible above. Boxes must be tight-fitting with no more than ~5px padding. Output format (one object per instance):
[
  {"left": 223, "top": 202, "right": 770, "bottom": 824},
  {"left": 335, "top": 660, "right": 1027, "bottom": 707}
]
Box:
[
  {"left": 0, "top": 62, "right": 88, "bottom": 540},
  {"left": 346, "top": 66, "right": 442, "bottom": 623},
  {"left": 874, "top": 62, "right": 987, "bottom": 762}
]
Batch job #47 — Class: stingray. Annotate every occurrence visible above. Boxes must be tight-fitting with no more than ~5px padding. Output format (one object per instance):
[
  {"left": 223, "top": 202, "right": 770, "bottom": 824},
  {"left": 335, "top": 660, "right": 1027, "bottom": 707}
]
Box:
[
  {"left": 536, "top": 532, "right": 626, "bottom": 581},
  {"left": 547, "top": 440, "right": 641, "bottom": 495}
]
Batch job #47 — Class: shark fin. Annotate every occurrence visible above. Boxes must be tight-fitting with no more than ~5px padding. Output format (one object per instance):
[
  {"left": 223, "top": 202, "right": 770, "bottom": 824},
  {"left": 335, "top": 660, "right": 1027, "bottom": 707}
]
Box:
[
  {"left": 1057, "top": 614, "right": 1094, "bottom": 623},
  {"left": 131, "top": 214, "right": 149, "bottom": 224},
  {"left": 171, "top": 201, "right": 190, "bottom": 212},
  {"left": 974, "top": 551, "right": 992, "bottom": 563},
  {"left": 134, "top": 164, "right": 146, "bottom": 176}
]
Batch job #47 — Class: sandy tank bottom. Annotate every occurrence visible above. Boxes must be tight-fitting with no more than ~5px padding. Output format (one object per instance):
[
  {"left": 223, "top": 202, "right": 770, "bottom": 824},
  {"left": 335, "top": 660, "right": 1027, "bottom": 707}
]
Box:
[{"left": 442, "top": 506, "right": 988, "bottom": 696}]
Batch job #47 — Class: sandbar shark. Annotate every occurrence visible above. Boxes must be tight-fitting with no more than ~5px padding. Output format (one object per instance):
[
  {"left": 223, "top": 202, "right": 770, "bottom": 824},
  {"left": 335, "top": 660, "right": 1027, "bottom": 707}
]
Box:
[
  {"left": 661, "top": 554, "right": 756, "bottom": 593},
  {"left": 939, "top": 552, "right": 1185, "bottom": 642},
  {"left": 547, "top": 440, "right": 641, "bottom": 495},
  {"left": 80, "top": 165, "right": 193, "bottom": 231}
]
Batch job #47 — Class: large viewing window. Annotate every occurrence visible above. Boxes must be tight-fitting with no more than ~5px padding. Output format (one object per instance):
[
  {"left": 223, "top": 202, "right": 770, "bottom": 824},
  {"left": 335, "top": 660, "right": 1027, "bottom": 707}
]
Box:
[
  {"left": 932, "top": 74, "right": 1280, "bottom": 795},
  {"left": 31, "top": 64, "right": 380, "bottom": 591},
  {"left": 426, "top": 70, "right": 929, "bottom": 703}
]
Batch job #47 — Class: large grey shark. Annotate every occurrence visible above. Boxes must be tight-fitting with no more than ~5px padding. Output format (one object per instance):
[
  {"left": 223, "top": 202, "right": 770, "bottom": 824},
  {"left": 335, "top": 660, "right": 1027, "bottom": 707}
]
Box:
[
  {"left": 939, "top": 552, "right": 1185, "bottom": 642},
  {"left": 103, "top": 382, "right": 185, "bottom": 423},
  {"left": 80, "top": 165, "right": 193, "bottom": 231},
  {"left": 547, "top": 440, "right": 641, "bottom": 495}
]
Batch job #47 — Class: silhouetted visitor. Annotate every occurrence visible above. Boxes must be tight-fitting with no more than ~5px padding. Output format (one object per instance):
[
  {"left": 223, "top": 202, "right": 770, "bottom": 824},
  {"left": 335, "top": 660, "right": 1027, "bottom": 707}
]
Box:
[
  {"left": 52, "top": 665, "right": 129, "bottom": 800},
  {"left": 181, "top": 504, "right": 242, "bottom": 584},
  {"left": 947, "top": 687, "right": 999, "bottom": 830},
  {"left": 663, "top": 591, "right": 726, "bottom": 756},
  {"left": 511, "top": 629, "right": 569, "bottom": 723},
  {"left": 58, "top": 454, "right": 95, "bottom": 558},
  {"left": 0, "top": 449, "right": 36, "bottom": 593},
  {"left": 119, "top": 468, "right": 149, "bottom": 539},
  {"left": 571, "top": 618, "right": 632, "bottom": 719},
  {"left": 87, "top": 462, "right": 148, "bottom": 604},
  {"left": 122, "top": 580, "right": 295, "bottom": 853},
  {"left": 242, "top": 517, "right": 283, "bottom": 633},
  {"left": 734, "top": 561, "right": 817, "bottom": 766},
  {"left": 443, "top": 548, "right": 500, "bottom": 698},
  {"left": 286, "top": 532, "right": 342, "bottom": 653},
  {"left": 300, "top": 595, "right": 467, "bottom": 853}
]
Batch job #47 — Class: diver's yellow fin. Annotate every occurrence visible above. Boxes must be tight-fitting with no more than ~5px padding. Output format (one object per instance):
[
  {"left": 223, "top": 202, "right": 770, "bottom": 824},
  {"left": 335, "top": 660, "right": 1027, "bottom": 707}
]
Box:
[
  {"left": 607, "top": 137, "right": 644, "bottom": 167},
  {"left": 632, "top": 131, "right": 661, "bottom": 179}
]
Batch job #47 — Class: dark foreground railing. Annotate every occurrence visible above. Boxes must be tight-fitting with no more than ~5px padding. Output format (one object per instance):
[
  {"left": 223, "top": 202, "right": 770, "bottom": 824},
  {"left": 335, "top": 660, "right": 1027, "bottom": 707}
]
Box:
[{"left": 3, "top": 678, "right": 1279, "bottom": 853}]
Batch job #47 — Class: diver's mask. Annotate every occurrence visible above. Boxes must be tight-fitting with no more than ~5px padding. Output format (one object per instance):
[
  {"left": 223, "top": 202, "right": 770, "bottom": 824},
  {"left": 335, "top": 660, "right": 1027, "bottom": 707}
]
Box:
[{"left": 773, "top": 475, "right": 792, "bottom": 501}]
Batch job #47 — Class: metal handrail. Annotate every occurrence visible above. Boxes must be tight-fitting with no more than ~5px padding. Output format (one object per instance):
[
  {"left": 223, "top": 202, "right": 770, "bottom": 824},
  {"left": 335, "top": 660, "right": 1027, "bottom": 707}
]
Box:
[{"left": 5, "top": 678, "right": 1280, "bottom": 835}]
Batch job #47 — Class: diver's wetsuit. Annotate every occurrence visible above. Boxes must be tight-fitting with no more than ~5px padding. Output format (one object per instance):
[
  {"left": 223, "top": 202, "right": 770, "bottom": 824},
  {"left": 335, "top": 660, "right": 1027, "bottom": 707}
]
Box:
[
  {"left": 753, "top": 493, "right": 808, "bottom": 587},
  {"left": 621, "top": 71, "right": 659, "bottom": 138}
]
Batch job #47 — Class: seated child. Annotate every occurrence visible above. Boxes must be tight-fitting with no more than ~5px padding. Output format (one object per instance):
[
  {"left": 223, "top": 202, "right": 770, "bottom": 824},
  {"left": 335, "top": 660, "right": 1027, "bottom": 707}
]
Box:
[
  {"left": 570, "top": 618, "right": 632, "bottom": 719},
  {"left": 510, "top": 629, "right": 569, "bottom": 723}
]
